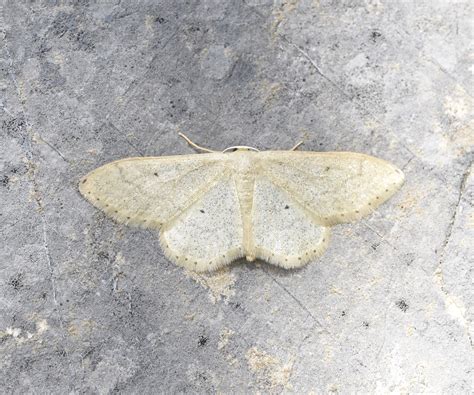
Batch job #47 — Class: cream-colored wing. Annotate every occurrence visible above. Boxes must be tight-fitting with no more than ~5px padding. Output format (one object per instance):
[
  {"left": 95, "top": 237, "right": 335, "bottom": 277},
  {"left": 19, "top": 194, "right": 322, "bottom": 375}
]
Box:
[
  {"left": 258, "top": 151, "right": 404, "bottom": 225},
  {"left": 252, "top": 176, "right": 330, "bottom": 269},
  {"left": 160, "top": 176, "right": 244, "bottom": 271},
  {"left": 79, "top": 154, "right": 228, "bottom": 228}
]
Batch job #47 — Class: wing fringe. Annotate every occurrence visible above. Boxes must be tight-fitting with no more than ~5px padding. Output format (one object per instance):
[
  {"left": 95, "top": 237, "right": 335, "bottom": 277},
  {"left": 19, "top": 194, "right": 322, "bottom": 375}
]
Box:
[{"left": 255, "top": 227, "right": 331, "bottom": 269}]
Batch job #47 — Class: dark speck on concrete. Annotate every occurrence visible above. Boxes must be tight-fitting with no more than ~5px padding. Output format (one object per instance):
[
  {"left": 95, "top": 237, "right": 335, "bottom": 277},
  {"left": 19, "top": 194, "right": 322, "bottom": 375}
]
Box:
[
  {"left": 396, "top": 299, "right": 409, "bottom": 312},
  {"left": 8, "top": 274, "right": 23, "bottom": 291},
  {"left": 1, "top": 175, "right": 9, "bottom": 187},
  {"left": 371, "top": 30, "right": 382, "bottom": 42},
  {"left": 198, "top": 335, "right": 208, "bottom": 347}
]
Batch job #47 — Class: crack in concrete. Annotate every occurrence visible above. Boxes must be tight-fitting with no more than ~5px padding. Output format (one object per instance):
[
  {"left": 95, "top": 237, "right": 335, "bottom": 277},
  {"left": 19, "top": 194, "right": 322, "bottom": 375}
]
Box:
[
  {"left": 107, "top": 121, "right": 145, "bottom": 156},
  {"left": 0, "top": 102, "right": 15, "bottom": 117},
  {"left": 2, "top": 31, "right": 58, "bottom": 303},
  {"left": 262, "top": 268, "right": 343, "bottom": 393},
  {"left": 437, "top": 160, "right": 472, "bottom": 263},
  {"left": 423, "top": 57, "right": 474, "bottom": 100},
  {"left": 242, "top": 0, "right": 460, "bottom": 179},
  {"left": 277, "top": 35, "right": 421, "bottom": 164},
  {"left": 245, "top": 10, "right": 420, "bottom": 163},
  {"left": 401, "top": 155, "right": 415, "bottom": 171},
  {"left": 360, "top": 220, "right": 398, "bottom": 251},
  {"left": 1, "top": 39, "right": 68, "bottom": 166},
  {"left": 263, "top": 268, "right": 329, "bottom": 335},
  {"left": 435, "top": 158, "right": 473, "bottom": 347},
  {"left": 282, "top": 35, "right": 352, "bottom": 101},
  {"left": 33, "top": 185, "right": 59, "bottom": 307},
  {"left": 2, "top": 25, "right": 76, "bottom": 383},
  {"left": 116, "top": 26, "right": 181, "bottom": 108},
  {"left": 38, "top": 135, "right": 69, "bottom": 163},
  {"left": 390, "top": 26, "right": 474, "bottom": 100}
]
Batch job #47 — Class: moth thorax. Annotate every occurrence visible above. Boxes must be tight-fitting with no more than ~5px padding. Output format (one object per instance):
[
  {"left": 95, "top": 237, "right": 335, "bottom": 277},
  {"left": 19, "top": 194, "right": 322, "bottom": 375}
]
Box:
[{"left": 232, "top": 154, "right": 255, "bottom": 174}]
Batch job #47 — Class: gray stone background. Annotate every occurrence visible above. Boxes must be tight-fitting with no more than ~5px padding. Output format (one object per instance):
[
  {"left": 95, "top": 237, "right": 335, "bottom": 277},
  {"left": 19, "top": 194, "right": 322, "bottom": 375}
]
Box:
[{"left": 1, "top": 0, "right": 472, "bottom": 393}]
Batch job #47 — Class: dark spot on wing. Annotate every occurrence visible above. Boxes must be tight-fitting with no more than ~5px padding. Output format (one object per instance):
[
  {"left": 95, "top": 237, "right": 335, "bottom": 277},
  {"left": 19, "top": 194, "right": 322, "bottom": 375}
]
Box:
[
  {"left": 284, "top": 205, "right": 289, "bottom": 209},
  {"left": 363, "top": 321, "right": 369, "bottom": 328},
  {"left": 81, "top": 178, "right": 87, "bottom": 184},
  {"left": 154, "top": 172, "right": 158, "bottom": 176},
  {"left": 200, "top": 209, "right": 205, "bottom": 213}
]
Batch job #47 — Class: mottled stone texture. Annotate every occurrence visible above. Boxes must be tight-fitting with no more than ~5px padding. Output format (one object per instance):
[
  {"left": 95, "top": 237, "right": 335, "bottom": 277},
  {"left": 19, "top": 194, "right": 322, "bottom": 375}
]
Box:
[{"left": 0, "top": 1, "right": 472, "bottom": 393}]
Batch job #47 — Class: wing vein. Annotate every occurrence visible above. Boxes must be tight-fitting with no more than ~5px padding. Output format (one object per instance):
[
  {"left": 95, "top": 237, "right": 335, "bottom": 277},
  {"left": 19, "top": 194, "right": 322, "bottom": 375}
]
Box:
[
  {"left": 260, "top": 170, "right": 324, "bottom": 225},
  {"left": 162, "top": 169, "right": 231, "bottom": 229},
  {"left": 159, "top": 162, "right": 217, "bottom": 187},
  {"left": 265, "top": 158, "right": 335, "bottom": 186}
]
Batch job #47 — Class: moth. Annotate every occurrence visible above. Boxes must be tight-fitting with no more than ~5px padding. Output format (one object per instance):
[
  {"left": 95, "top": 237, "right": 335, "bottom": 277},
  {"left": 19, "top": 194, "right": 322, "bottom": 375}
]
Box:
[{"left": 79, "top": 134, "right": 404, "bottom": 271}]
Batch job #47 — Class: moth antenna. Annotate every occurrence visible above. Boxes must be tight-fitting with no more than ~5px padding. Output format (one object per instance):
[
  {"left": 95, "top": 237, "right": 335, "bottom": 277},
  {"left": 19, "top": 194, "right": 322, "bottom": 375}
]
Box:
[
  {"left": 178, "top": 132, "right": 217, "bottom": 153},
  {"left": 290, "top": 141, "right": 304, "bottom": 151}
]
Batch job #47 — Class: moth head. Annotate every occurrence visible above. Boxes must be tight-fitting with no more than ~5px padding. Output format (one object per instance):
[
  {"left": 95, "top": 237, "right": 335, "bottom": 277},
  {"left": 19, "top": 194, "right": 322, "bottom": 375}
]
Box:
[{"left": 222, "top": 146, "right": 260, "bottom": 153}]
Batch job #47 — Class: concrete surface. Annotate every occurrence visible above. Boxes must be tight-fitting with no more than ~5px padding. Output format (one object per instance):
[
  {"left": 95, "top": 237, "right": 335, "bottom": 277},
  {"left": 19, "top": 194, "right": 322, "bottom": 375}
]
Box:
[{"left": 1, "top": 1, "right": 473, "bottom": 393}]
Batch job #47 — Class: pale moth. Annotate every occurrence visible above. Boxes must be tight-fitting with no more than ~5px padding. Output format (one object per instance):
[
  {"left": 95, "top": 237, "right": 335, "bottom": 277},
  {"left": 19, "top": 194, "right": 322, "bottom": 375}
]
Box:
[{"left": 79, "top": 134, "right": 404, "bottom": 272}]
